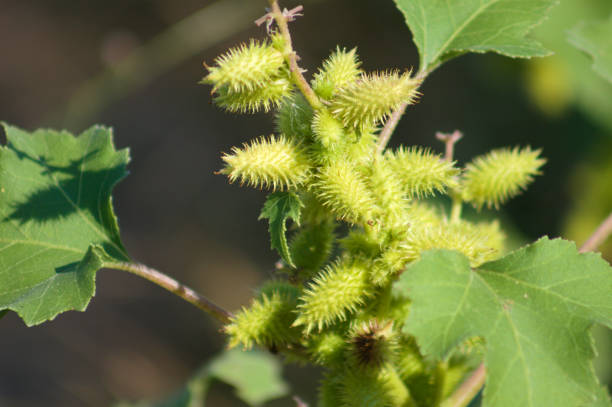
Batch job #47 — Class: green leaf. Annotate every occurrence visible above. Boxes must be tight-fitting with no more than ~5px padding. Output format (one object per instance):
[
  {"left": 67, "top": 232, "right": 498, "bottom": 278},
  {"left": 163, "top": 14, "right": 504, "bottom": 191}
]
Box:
[
  {"left": 259, "top": 191, "right": 302, "bottom": 268},
  {"left": 568, "top": 15, "right": 612, "bottom": 84},
  {"left": 0, "top": 124, "right": 130, "bottom": 326},
  {"left": 207, "top": 348, "right": 289, "bottom": 406},
  {"left": 395, "top": 237, "right": 612, "bottom": 407},
  {"left": 123, "top": 349, "right": 289, "bottom": 407},
  {"left": 0, "top": 310, "right": 7, "bottom": 320},
  {"left": 526, "top": 0, "right": 612, "bottom": 131},
  {"left": 393, "top": 0, "right": 558, "bottom": 73}
]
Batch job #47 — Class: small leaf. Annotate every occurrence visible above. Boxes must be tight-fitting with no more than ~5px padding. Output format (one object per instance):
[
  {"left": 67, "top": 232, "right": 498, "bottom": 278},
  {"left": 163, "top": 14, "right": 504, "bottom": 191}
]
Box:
[
  {"left": 393, "top": 0, "right": 558, "bottom": 73},
  {"left": 207, "top": 349, "right": 289, "bottom": 406},
  {"left": 568, "top": 15, "right": 612, "bottom": 84},
  {"left": 0, "top": 124, "right": 130, "bottom": 326},
  {"left": 259, "top": 191, "right": 303, "bottom": 267},
  {"left": 394, "top": 238, "right": 612, "bottom": 407}
]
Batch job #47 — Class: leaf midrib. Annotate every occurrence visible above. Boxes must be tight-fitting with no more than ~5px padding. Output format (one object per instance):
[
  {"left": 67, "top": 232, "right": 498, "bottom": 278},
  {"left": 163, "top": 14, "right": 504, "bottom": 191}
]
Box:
[{"left": 425, "top": 0, "right": 502, "bottom": 69}]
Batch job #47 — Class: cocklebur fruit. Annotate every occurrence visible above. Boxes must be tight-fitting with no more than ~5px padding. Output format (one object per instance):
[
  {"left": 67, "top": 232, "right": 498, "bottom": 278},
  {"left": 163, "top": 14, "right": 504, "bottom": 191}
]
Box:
[
  {"left": 330, "top": 70, "right": 420, "bottom": 130},
  {"left": 220, "top": 135, "right": 310, "bottom": 191},
  {"left": 313, "top": 160, "right": 376, "bottom": 224},
  {"left": 385, "top": 147, "right": 459, "bottom": 198},
  {"left": 203, "top": 38, "right": 285, "bottom": 93},
  {"left": 461, "top": 146, "right": 545, "bottom": 209},
  {"left": 225, "top": 281, "right": 301, "bottom": 349},
  {"left": 312, "top": 47, "right": 362, "bottom": 100},
  {"left": 294, "top": 259, "right": 373, "bottom": 334}
]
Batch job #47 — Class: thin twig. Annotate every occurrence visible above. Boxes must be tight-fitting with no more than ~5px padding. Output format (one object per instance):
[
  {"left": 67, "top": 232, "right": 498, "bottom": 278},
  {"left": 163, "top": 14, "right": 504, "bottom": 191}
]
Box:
[
  {"left": 107, "top": 262, "right": 234, "bottom": 324},
  {"left": 267, "top": 1, "right": 322, "bottom": 109},
  {"left": 442, "top": 364, "right": 486, "bottom": 407},
  {"left": 293, "top": 396, "right": 309, "bottom": 407},
  {"left": 579, "top": 210, "right": 612, "bottom": 253},
  {"left": 436, "top": 130, "right": 463, "bottom": 162},
  {"left": 376, "top": 102, "right": 409, "bottom": 155}
]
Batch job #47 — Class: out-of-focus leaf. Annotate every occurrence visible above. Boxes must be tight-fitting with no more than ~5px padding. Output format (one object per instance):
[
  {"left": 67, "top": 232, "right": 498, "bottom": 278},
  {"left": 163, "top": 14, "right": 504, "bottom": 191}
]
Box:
[
  {"left": 528, "top": 0, "right": 612, "bottom": 129},
  {"left": 207, "top": 348, "right": 289, "bottom": 406},
  {"left": 568, "top": 15, "right": 612, "bottom": 84},
  {"left": 123, "top": 349, "right": 289, "bottom": 407}
]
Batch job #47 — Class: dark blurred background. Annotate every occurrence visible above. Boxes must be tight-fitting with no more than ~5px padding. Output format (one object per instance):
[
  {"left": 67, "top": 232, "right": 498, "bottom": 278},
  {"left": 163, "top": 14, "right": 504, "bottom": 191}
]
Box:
[{"left": 1, "top": 0, "right": 611, "bottom": 406}]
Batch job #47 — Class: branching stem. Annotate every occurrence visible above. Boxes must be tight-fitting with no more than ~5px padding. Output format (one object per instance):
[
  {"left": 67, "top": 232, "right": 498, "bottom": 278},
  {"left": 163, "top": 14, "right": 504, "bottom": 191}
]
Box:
[
  {"left": 107, "top": 262, "right": 234, "bottom": 324},
  {"left": 267, "top": 1, "right": 322, "bottom": 109},
  {"left": 437, "top": 130, "right": 463, "bottom": 162}
]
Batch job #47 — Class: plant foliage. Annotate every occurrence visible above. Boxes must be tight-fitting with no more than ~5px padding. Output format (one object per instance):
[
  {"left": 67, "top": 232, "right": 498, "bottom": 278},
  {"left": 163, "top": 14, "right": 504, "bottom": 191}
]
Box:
[
  {"left": 0, "top": 124, "right": 129, "bottom": 326},
  {"left": 393, "top": 0, "right": 558, "bottom": 72},
  {"left": 2, "top": 1, "right": 612, "bottom": 406},
  {"left": 395, "top": 238, "right": 612, "bottom": 407}
]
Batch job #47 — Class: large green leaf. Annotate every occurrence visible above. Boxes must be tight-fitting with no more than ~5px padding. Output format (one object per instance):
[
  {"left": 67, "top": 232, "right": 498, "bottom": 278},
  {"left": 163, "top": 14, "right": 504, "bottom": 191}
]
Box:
[
  {"left": 259, "top": 191, "right": 302, "bottom": 268},
  {"left": 393, "top": 0, "right": 558, "bottom": 73},
  {"left": 395, "top": 238, "right": 612, "bottom": 407},
  {"left": 0, "top": 124, "right": 129, "bottom": 326},
  {"left": 119, "top": 349, "right": 289, "bottom": 407},
  {"left": 568, "top": 15, "right": 612, "bottom": 84}
]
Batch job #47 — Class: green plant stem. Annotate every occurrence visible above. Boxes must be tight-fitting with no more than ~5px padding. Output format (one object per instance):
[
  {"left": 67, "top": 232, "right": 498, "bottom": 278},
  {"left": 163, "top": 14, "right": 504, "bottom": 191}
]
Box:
[
  {"left": 444, "top": 209, "right": 612, "bottom": 407},
  {"left": 437, "top": 130, "right": 463, "bottom": 223},
  {"left": 450, "top": 195, "right": 463, "bottom": 223},
  {"left": 442, "top": 364, "right": 486, "bottom": 407},
  {"left": 376, "top": 102, "right": 409, "bottom": 155},
  {"left": 268, "top": 0, "right": 322, "bottom": 110},
  {"left": 107, "top": 262, "right": 234, "bottom": 324},
  {"left": 579, "top": 210, "right": 612, "bottom": 253}
]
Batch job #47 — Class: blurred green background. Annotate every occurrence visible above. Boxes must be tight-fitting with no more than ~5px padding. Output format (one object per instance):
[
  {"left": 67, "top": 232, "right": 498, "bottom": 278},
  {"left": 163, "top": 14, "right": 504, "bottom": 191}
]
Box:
[{"left": 1, "top": 0, "right": 611, "bottom": 405}]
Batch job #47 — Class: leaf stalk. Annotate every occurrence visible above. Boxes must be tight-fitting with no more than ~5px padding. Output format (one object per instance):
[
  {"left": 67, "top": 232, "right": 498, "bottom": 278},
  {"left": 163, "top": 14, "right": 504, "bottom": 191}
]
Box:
[{"left": 107, "top": 262, "right": 234, "bottom": 324}]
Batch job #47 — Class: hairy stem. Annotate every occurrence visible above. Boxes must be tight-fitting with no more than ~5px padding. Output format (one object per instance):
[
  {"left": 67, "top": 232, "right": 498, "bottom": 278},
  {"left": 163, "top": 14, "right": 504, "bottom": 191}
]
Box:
[
  {"left": 579, "top": 210, "right": 612, "bottom": 253},
  {"left": 268, "top": 0, "right": 322, "bottom": 109},
  {"left": 107, "top": 262, "right": 234, "bottom": 324},
  {"left": 444, "top": 210, "right": 612, "bottom": 406}
]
